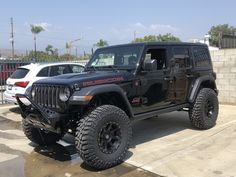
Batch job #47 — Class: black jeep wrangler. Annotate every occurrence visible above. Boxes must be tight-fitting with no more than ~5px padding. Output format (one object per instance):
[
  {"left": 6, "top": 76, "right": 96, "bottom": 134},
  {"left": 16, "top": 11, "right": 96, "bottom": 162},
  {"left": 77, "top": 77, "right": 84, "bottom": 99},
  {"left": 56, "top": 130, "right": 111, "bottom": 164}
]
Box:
[{"left": 17, "top": 42, "right": 219, "bottom": 170}]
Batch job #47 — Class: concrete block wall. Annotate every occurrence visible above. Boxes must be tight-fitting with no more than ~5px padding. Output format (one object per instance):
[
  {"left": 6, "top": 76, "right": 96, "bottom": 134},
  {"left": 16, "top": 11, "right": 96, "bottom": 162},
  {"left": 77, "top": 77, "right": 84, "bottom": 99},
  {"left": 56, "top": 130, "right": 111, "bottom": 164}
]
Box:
[{"left": 210, "top": 49, "right": 236, "bottom": 104}]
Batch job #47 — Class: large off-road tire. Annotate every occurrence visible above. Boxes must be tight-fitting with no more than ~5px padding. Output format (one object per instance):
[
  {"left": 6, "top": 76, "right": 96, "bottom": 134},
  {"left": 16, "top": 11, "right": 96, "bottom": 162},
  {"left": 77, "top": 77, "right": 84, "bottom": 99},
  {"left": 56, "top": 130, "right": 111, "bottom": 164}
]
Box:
[
  {"left": 22, "top": 119, "right": 62, "bottom": 146},
  {"left": 75, "top": 105, "right": 132, "bottom": 170},
  {"left": 189, "top": 88, "right": 219, "bottom": 129}
]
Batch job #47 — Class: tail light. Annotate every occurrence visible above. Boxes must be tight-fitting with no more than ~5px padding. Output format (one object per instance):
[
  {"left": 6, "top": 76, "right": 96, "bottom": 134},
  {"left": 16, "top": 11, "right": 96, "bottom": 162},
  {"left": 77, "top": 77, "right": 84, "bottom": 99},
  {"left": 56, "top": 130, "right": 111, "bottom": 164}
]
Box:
[{"left": 14, "top": 81, "right": 29, "bottom": 88}]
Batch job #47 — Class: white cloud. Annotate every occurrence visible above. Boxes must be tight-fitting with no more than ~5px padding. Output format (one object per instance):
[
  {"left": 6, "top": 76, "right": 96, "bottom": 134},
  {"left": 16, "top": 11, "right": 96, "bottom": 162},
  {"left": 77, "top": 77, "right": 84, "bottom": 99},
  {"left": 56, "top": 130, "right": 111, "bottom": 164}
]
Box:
[
  {"left": 129, "top": 22, "right": 178, "bottom": 34},
  {"left": 134, "top": 22, "right": 146, "bottom": 28},
  {"left": 33, "top": 22, "right": 52, "bottom": 30},
  {"left": 149, "top": 24, "right": 178, "bottom": 31},
  {"left": 24, "top": 22, "right": 52, "bottom": 31},
  {"left": 108, "top": 22, "right": 179, "bottom": 42},
  {"left": 86, "top": 26, "right": 93, "bottom": 30}
]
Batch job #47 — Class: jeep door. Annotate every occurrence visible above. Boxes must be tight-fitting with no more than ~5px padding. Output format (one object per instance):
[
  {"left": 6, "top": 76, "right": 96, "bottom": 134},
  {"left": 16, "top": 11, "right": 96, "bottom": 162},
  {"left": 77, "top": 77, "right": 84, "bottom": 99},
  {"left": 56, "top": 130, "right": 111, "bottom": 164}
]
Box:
[
  {"left": 137, "top": 46, "right": 175, "bottom": 113},
  {"left": 170, "top": 46, "right": 191, "bottom": 103}
]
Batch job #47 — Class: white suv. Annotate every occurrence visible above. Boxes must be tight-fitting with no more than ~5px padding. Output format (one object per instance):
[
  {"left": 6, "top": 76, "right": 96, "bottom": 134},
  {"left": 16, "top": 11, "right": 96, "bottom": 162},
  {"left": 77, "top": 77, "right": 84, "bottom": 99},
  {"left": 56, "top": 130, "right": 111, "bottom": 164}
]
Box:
[{"left": 4, "top": 62, "right": 84, "bottom": 104}]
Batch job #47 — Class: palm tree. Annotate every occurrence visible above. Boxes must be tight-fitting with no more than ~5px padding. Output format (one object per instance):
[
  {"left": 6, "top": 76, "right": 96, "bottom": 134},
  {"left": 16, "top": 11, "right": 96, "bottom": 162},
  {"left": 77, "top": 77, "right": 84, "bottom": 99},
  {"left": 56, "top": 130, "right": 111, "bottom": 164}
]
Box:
[
  {"left": 31, "top": 25, "right": 44, "bottom": 59},
  {"left": 45, "top": 44, "right": 54, "bottom": 54},
  {"left": 94, "top": 39, "right": 108, "bottom": 48}
]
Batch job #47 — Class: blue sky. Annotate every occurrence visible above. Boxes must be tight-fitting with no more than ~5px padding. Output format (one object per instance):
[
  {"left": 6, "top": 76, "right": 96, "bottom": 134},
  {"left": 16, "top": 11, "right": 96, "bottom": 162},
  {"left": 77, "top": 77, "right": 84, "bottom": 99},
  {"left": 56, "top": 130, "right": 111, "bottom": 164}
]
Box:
[{"left": 0, "top": 0, "right": 236, "bottom": 55}]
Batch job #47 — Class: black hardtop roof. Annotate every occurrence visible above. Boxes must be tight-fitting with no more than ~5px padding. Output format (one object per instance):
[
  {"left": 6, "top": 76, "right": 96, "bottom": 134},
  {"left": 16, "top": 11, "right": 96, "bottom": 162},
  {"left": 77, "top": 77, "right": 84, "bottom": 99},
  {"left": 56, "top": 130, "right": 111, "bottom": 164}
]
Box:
[{"left": 99, "top": 42, "right": 208, "bottom": 50}]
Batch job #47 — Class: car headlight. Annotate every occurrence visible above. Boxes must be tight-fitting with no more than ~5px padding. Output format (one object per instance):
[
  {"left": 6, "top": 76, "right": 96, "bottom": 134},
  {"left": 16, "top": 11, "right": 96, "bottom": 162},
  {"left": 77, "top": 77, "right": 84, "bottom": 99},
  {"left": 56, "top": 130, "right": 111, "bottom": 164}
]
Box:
[
  {"left": 31, "top": 87, "right": 36, "bottom": 98},
  {"left": 59, "top": 87, "right": 71, "bottom": 102}
]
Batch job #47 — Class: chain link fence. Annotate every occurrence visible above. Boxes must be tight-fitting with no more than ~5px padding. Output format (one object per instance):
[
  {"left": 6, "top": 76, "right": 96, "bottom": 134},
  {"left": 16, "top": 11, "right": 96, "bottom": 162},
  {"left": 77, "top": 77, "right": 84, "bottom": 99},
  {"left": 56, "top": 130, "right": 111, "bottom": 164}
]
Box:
[{"left": 0, "top": 59, "right": 88, "bottom": 105}]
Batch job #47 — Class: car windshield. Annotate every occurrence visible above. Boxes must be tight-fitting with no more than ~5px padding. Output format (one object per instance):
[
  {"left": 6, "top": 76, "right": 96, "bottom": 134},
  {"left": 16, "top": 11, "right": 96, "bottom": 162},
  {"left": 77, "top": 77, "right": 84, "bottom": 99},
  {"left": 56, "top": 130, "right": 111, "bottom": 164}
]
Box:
[{"left": 86, "top": 45, "right": 143, "bottom": 70}]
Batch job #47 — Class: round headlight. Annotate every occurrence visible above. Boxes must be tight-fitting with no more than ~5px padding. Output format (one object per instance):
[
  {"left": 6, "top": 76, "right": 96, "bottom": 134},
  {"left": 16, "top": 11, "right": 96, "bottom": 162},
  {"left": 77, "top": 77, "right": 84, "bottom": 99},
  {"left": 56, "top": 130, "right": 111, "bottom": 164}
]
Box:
[{"left": 59, "top": 87, "right": 71, "bottom": 102}]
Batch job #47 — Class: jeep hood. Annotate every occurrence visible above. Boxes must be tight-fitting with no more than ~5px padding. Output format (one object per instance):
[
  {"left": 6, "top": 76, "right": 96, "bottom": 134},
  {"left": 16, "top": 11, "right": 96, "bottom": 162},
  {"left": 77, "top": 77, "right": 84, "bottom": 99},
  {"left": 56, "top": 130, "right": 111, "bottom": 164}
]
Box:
[{"left": 34, "top": 70, "right": 134, "bottom": 88}]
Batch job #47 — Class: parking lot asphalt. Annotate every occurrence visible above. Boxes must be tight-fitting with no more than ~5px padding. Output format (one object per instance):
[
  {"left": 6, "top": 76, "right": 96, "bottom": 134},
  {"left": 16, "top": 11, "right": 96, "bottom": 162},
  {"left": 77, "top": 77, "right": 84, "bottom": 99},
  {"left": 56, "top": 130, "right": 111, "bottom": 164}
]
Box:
[{"left": 0, "top": 104, "right": 236, "bottom": 177}]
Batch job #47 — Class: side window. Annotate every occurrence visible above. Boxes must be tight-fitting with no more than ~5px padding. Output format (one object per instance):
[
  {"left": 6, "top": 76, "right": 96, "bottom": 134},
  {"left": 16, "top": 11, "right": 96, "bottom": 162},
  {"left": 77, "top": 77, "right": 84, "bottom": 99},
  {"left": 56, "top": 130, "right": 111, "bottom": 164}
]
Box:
[
  {"left": 70, "top": 65, "right": 84, "bottom": 73},
  {"left": 121, "top": 54, "right": 137, "bottom": 66},
  {"left": 50, "top": 65, "right": 72, "bottom": 76},
  {"left": 37, "top": 67, "right": 49, "bottom": 77},
  {"left": 173, "top": 47, "right": 191, "bottom": 67},
  {"left": 193, "top": 47, "right": 211, "bottom": 68},
  {"left": 62, "top": 65, "right": 73, "bottom": 74},
  {"left": 145, "top": 48, "right": 167, "bottom": 70}
]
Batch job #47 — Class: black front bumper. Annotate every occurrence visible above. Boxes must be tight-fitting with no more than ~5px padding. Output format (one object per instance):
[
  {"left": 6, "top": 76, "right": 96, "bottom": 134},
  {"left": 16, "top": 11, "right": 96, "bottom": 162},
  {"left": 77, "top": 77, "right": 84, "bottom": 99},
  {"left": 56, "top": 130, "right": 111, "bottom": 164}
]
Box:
[{"left": 16, "top": 94, "right": 66, "bottom": 133}]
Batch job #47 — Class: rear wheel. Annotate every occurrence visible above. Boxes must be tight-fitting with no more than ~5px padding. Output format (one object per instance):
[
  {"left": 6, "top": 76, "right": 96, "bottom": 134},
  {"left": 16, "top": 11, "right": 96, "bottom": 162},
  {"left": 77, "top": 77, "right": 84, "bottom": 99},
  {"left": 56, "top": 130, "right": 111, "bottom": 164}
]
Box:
[
  {"left": 22, "top": 119, "right": 62, "bottom": 146},
  {"left": 75, "top": 105, "right": 132, "bottom": 170},
  {"left": 189, "top": 88, "right": 219, "bottom": 129}
]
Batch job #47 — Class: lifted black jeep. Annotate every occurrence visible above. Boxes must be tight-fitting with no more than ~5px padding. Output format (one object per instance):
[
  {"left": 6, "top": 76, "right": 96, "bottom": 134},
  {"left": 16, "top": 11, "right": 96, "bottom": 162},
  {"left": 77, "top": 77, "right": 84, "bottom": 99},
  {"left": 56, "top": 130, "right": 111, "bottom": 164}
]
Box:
[{"left": 17, "top": 42, "right": 219, "bottom": 170}]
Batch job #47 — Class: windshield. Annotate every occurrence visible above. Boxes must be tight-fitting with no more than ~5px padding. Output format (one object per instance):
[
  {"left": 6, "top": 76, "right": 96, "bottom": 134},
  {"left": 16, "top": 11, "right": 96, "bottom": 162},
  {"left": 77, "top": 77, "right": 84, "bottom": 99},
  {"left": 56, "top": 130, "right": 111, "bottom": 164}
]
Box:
[{"left": 86, "top": 45, "right": 143, "bottom": 70}]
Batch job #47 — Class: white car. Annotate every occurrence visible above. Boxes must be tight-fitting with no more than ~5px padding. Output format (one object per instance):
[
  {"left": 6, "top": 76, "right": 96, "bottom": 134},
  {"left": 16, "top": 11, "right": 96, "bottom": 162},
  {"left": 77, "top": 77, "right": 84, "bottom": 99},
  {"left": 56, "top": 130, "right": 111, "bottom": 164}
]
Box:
[{"left": 4, "top": 62, "right": 84, "bottom": 105}]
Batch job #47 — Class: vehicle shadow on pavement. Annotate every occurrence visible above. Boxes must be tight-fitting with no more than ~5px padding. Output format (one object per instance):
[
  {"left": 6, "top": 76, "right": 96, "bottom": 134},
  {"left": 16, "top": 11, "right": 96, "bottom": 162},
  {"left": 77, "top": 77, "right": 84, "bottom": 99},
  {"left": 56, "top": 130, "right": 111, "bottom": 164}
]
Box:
[
  {"left": 32, "top": 142, "right": 134, "bottom": 172},
  {"left": 28, "top": 111, "right": 191, "bottom": 172},
  {"left": 9, "top": 106, "right": 21, "bottom": 114},
  {"left": 131, "top": 111, "right": 192, "bottom": 147}
]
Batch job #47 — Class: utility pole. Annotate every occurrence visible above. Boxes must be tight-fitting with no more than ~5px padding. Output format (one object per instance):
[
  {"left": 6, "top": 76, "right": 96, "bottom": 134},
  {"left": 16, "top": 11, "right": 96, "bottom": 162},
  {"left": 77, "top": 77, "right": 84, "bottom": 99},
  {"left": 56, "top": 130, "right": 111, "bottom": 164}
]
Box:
[
  {"left": 66, "top": 38, "right": 81, "bottom": 60},
  {"left": 133, "top": 31, "right": 136, "bottom": 42},
  {"left": 75, "top": 47, "right": 78, "bottom": 59},
  {"left": 10, "top": 17, "right": 15, "bottom": 59}
]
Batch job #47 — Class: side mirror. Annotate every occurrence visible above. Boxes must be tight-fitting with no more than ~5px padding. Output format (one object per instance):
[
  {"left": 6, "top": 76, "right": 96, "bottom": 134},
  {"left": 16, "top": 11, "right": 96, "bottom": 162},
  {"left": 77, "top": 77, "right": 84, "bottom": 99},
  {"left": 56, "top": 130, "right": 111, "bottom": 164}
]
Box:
[{"left": 143, "top": 59, "right": 157, "bottom": 71}]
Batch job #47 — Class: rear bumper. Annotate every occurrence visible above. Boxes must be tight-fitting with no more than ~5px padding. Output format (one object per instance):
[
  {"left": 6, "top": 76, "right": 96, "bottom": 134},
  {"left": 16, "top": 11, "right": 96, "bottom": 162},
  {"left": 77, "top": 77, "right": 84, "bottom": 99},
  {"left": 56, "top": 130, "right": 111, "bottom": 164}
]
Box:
[
  {"left": 16, "top": 94, "right": 66, "bottom": 133},
  {"left": 3, "top": 91, "right": 17, "bottom": 104}
]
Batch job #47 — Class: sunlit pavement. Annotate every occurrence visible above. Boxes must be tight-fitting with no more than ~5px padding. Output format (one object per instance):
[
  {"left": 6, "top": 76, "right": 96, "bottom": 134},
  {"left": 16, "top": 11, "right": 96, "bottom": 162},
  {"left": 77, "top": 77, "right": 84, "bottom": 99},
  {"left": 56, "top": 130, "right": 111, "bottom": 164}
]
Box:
[{"left": 1, "top": 104, "right": 236, "bottom": 177}]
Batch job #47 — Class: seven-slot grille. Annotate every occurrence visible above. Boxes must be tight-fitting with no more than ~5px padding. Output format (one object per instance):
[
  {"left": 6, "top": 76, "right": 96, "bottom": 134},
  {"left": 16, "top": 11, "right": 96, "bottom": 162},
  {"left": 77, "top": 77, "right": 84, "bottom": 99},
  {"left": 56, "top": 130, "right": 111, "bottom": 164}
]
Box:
[{"left": 32, "top": 85, "right": 62, "bottom": 109}]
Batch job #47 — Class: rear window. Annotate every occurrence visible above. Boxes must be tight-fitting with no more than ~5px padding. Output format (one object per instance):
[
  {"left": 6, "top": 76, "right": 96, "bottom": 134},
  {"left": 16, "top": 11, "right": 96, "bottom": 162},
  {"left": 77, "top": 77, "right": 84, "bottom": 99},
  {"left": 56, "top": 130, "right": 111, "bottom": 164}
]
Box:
[
  {"left": 10, "top": 68, "right": 29, "bottom": 79},
  {"left": 193, "top": 47, "right": 211, "bottom": 68}
]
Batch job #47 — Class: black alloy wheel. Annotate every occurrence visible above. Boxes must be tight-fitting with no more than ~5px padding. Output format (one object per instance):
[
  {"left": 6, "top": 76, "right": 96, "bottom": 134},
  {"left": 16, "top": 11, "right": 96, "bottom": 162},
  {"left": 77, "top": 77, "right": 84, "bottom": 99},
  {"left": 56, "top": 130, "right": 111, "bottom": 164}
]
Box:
[{"left": 98, "top": 122, "right": 122, "bottom": 154}]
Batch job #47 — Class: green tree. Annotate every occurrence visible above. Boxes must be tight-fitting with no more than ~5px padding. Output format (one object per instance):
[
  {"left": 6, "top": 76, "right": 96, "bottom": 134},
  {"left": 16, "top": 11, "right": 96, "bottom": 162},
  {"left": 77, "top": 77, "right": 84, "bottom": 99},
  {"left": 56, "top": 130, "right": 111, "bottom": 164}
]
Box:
[
  {"left": 94, "top": 39, "right": 108, "bottom": 48},
  {"left": 30, "top": 25, "right": 45, "bottom": 58},
  {"left": 134, "top": 33, "right": 181, "bottom": 43},
  {"left": 157, "top": 33, "right": 181, "bottom": 42},
  {"left": 208, "top": 24, "right": 236, "bottom": 47},
  {"left": 45, "top": 44, "right": 54, "bottom": 54},
  {"left": 135, "top": 35, "right": 157, "bottom": 42}
]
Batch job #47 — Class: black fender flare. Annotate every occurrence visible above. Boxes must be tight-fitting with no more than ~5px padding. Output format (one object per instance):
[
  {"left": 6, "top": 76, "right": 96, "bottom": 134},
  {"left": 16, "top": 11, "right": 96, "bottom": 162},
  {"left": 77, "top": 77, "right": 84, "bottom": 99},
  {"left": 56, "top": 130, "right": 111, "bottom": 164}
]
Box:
[
  {"left": 69, "top": 84, "right": 134, "bottom": 117},
  {"left": 189, "top": 75, "right": 216, "bottom": 103}
]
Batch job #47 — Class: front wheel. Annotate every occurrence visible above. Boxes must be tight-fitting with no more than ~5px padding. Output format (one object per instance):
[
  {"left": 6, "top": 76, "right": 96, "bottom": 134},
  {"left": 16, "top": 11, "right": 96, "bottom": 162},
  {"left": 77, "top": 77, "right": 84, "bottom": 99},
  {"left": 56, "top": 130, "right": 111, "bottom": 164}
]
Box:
[
  {"left": 75, "top": 105, "right": 132, "bottom": 170},
  {"left": 189, "top": 88, "right": 219, "bottom": 129}
]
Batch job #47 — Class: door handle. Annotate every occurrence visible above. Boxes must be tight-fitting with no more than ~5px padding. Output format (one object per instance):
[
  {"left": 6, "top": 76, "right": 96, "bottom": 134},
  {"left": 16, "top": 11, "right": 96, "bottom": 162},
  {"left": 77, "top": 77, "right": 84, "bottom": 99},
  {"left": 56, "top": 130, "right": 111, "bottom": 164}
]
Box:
[
  {"left": 186, "top": 74, "right": 194, "bottom": 78},
  {"left": 164, "top": 77, "right": 173, "bottom": 81}
]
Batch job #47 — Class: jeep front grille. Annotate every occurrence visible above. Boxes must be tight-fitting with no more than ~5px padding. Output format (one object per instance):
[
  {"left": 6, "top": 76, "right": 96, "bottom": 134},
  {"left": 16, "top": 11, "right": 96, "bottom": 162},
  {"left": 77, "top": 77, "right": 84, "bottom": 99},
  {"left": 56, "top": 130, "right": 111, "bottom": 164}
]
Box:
[{"left": 32, "top": 85, "right": 63, "bottom": 110}]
